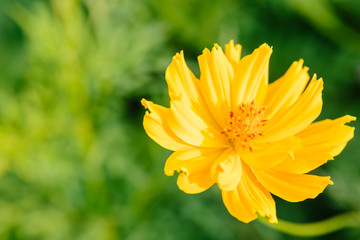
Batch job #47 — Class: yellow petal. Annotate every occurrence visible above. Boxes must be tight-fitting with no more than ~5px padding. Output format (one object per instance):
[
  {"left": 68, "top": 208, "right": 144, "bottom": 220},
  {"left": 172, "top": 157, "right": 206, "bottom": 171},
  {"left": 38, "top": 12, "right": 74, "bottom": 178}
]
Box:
[
  {"left": 168, "top": 99, "right": 229, "bottom": 148},
  {"left": 296, "top": 115, "right": 356, "bottom": 156},
  {"left": 211, "top": 149, "right": 242, "bottom": 191},
  {"left": 263, "top": 75, "right": 323, "bottom": 142},
  {"left": 273, "top": 115, "right": 356, "bottom": 174},
  {"left": 167, "top": 147, "right": 223, "bottom": 194},
  {"left": 225, "top": 40, "right": 242, "bottom": 67},
  {"left": 264, "top": 59, "right": 310, "bottom": 118},
  {"left": 164, "top": 147, "right": 223, "bottom": 176},
  {"left": 253, "top": 169, "right": 333, "bottom": 202},
  {"left": 166, "top": 50, "right": 222, "bottom": 132},
  {"left": 222, "top": 188, "right": 257, "bottom": 223},
  {"left": 198, "top": 45, "right": 233, "bottom": 126},
  {"left": 177, "top": 171, "right": 214, "bottom": 194},
  {"left": 222, "top": 164, "right": 277, "bottom": 223},
  {"left": 165, "top": 51, "right": 201, "bottom": 104},
  {"left": 141, "top": 99, "right": 187, "bottom": 151},
  {"left": 232, "top": 43, "right": 272, "bottom": 107},
  {"left": 242, "top": 136, "right": 301, "bottom": 170}
]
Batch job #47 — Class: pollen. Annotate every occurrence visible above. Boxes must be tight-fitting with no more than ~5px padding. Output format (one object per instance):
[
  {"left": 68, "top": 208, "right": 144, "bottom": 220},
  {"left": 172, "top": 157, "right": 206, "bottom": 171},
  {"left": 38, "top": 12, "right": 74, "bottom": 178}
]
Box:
[{"left": 221, "top": 100, "right": 267, "bottom": 151}]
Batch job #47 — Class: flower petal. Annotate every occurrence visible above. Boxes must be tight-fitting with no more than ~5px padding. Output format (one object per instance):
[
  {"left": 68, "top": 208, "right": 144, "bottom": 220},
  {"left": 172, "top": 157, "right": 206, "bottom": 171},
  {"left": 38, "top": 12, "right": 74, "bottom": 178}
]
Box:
[
  {"left": 167, "top": 147, "right": 223, "bottom": 194},
  {"left": 263, "top": 75, "right": 323, "bottom": 142},
  {"left": 242, "top": 136, "right": 301, "bottom": 170},
  {"left": 253, "top": 169, "right": 333, "bottom": 202},
  {"left": 166, "top": 50, "right": 221, "bottom": 131},
  {"left": 232, "top": 43, "right": 272, "bottom": 107},
  {"left": 225, "top": 40, "right": 242, "bottom": 67},
  {"left": 198, "top": 45, "right": 233, "bottom": 126},
  {"left": 177, "top": 171, "right": 214, "bottom": 194},
  {"left": 222, "top": 164, "right": 277, "bottom": 223},
  {"left": 264, "top": 60, "right": 310, "bottom": 118},
  {"left": 164, "top": 147, "right": 223, "bottom": 176},
  {"left": 165, "top": 51, "right": 201, "bottom": 103},
  {"left": 273, "top": 115, "right": 356, "bottom": 174},
  {"left": 141, "top": 99, "right": 187, "bottom": 151},
  {"left": 168, "top": 99, "right": 229, "bottom": 148},
  {"left": 211, "top": 149, "right": 242, "bottom": 191},
  {"left": 222, "top": 188, "right": 257, "bottom": 223}
]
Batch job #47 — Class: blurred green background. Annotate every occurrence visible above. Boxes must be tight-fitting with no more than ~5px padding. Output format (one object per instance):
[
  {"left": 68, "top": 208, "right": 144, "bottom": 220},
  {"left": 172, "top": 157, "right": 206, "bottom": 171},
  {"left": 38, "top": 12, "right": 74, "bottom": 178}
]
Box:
[{"left": 0, "top": 0, "right": 359, "bottom": 239}]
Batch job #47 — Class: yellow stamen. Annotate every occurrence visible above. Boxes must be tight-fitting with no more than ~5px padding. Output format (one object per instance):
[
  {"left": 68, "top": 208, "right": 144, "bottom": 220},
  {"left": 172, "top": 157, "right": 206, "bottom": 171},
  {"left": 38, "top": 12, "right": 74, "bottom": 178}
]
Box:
[{"left": 221, "top": 100, "right": 267, "bottom": 151}]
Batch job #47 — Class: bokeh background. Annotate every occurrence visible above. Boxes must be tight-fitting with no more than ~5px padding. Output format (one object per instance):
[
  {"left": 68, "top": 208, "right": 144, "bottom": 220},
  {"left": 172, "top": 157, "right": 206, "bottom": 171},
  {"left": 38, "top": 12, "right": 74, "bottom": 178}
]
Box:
[{"left": 0, "top": 0, "right": 359, "bottom": 239}]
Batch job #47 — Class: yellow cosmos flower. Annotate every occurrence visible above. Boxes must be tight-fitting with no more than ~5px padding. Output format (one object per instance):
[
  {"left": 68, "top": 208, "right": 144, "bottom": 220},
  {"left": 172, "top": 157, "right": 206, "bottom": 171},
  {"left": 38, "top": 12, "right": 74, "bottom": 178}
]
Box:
[{"left": 141, "top": 40, "right": 355, "bottom": 223}]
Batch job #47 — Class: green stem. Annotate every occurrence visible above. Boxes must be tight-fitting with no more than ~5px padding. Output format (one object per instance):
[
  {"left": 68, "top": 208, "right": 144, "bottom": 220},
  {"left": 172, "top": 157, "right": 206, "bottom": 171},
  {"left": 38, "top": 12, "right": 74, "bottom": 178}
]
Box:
[{"left": 258, "top": 211, "right": 360, "bottom": 237}]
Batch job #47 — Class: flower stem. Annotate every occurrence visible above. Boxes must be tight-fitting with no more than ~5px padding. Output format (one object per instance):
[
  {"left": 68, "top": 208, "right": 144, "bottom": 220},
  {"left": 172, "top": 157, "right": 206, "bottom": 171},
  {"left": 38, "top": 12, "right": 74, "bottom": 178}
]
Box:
[{"left": 258, "top": 211, "right": 360, "bottom": 237}]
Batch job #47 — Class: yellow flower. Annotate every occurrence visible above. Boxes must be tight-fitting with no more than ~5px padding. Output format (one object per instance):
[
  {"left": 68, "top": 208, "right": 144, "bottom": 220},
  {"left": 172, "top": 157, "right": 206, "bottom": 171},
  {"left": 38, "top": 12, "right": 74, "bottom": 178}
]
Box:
[{"left": 141, "top": 40, "right": 355, "bottom": 223}]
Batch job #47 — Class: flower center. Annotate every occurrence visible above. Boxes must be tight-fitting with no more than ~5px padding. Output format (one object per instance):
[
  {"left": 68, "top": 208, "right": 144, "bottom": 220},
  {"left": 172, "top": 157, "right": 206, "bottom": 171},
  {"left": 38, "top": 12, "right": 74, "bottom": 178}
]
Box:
[{"left": 220, "top": 100, "right": 267, "bottom": 151}]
